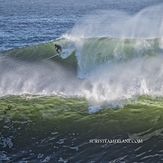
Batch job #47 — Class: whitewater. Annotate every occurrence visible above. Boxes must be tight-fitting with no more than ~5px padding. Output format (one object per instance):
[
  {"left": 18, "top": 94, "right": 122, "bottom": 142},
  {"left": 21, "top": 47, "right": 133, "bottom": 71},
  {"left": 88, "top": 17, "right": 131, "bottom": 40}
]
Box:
[{"left": 2, "top": 36, "right": 163, "bottom": 110}]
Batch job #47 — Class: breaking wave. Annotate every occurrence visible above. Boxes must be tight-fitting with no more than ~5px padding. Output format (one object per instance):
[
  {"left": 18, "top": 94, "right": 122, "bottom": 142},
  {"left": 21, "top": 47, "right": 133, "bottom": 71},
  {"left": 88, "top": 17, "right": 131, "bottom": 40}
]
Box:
[{"left": 0, "top": 37, "right": 163, "bottom": 109}]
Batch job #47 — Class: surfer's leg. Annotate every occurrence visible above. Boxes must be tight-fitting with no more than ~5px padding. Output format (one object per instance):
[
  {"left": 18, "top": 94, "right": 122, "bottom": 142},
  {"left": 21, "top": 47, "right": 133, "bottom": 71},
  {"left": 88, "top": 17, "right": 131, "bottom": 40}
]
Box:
[{"left": 56, "top": 48, "right": 59, "bottom": 53}]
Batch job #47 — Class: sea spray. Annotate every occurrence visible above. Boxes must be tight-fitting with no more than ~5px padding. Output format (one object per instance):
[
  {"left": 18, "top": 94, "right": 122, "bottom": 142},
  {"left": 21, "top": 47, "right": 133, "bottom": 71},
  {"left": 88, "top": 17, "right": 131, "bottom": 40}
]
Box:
[
  {"left": 0, "top": 58, "right": 81, "bottom": 96},
  {"left": 59, "top": 4, "right": 163, "bottom": 112},
  {"left": 67, "top": 4, "right": 163, "bottom": 39}
]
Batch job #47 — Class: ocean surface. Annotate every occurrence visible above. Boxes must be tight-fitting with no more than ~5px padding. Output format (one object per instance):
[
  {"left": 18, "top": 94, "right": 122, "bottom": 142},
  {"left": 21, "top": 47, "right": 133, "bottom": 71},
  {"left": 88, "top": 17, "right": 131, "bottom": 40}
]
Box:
[{"left": 1, "top": 0, "right": 163, "bottom": 162}]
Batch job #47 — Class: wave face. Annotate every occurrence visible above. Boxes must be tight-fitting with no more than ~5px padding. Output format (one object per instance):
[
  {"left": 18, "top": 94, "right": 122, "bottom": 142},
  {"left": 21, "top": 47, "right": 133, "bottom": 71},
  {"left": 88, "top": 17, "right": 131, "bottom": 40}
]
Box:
[
  {"left": 1, "top": 37, "right": 163, "bottom": 109},
  {"left": 74, "top": 37, "right": 162, "bottom": 75}
]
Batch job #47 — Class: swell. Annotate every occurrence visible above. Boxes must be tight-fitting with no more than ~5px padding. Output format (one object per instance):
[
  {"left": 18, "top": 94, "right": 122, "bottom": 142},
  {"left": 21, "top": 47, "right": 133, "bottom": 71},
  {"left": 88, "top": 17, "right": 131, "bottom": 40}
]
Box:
[
  {"left": 1, "top": 95, "right": 163, "bottom": 163},
  {"left": 1, "top": 95, "right": 163, "bottom": 136}
]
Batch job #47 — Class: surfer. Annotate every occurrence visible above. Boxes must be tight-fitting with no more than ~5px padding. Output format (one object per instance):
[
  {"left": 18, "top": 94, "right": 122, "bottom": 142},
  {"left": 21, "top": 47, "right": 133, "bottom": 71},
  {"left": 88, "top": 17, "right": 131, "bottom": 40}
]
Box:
[
  {"left": 4, "top": 105, "right": 12, "bottom": 114},
  {"left": 54, "top": 44, "right": 62, "bottom": 53}
]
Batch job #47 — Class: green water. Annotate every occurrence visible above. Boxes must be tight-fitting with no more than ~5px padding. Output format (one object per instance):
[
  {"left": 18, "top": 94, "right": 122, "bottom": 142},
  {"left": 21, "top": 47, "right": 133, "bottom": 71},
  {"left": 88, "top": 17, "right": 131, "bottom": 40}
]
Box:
[
  {"left": 1, "top": 95, "right": 163, "bottom": 136},
  {"left": 1, "top": 95, "right": 163, "bottom": 162}
]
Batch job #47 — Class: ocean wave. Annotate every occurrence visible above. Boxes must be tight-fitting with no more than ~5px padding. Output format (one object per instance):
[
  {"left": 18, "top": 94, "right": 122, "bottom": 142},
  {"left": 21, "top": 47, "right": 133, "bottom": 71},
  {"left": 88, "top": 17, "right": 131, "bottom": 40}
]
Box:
[
  {"left": 0, "top": 37, "right": 163, "bottom": 109},
  {"left": 1, "top": 37, "right": 163, "bottom": 72}
]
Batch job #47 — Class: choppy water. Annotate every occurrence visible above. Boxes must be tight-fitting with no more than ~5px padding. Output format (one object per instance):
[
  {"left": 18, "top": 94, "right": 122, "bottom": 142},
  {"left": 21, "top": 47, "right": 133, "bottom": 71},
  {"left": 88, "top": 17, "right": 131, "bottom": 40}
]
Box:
[{"left": 1, "top": 0, "right": 163, "bottom": 162}]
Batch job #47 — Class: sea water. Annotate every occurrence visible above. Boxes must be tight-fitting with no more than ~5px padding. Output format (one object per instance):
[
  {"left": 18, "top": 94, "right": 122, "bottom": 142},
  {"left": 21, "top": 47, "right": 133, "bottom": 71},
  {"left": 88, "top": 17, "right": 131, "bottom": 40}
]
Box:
[{"left": 1, "top": 0, "right": 163, "bottom": 162}]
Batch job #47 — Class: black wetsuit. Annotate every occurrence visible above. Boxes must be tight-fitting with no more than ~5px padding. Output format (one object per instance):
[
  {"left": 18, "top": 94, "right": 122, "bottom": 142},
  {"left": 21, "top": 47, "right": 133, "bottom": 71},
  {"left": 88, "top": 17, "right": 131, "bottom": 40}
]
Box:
[{"left": 55, "top": 44, "right": 62, "bottom": 53}]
